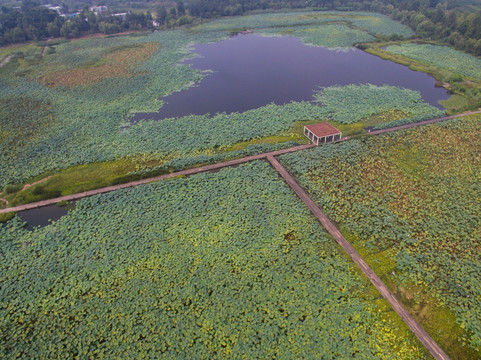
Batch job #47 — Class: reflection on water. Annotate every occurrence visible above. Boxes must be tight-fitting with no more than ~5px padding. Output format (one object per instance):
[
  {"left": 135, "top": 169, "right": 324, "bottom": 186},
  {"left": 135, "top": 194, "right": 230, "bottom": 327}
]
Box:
[{"left": 132, "top": 34, "right": 449, "bottom": 122}]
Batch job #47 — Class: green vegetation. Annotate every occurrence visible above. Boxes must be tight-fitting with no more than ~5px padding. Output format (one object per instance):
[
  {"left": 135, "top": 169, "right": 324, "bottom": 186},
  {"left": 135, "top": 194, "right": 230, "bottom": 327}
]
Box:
[
  {"left": 0, "top": 0, "right": 154, "bottom": 46},
  {"left": 313, "top": 84, "right": 443, "bottom": 127},
  {"left": 0, "top": 211, "right": 15, "bottom": 223},
  {"left": 385, "top": 43, "right": 481, "bottom": 80},
  {"left": 279, "top": 116, "right": 481, "bottom": 358},
  {"left": 41, "top": 42, "right": 160, "bottom": 87},
  {"left": 261, "top": 23, "right": 374, "bottom": 48},
  {"left": 0, "top": 43, "right": 42, "bottom": 63},
  {"left": 193, "top": 11, "right": 414, "bottom": 39},
  {"left": 0, "top": 161, "right": 427, "bottom": 358},
  {"left": 0, "top": 81, "right": 441, "bottom": 205},
  {"left": 0, "top": 11, "right": 440, "bottom": 202},
  {"left": 0, "top": 10, "right": 462, "bottom": 210},
  {"left": 1, "top": 5, "right": 480, "bottom": 358},
  {"left": 389, "top": 6, "right": 481, "bottom": 57},
  {"left": 0, "top": 29, "right": 218, "bottom": 190},
  {"left": 366, "top": 42, "right": 481, "bottom": 114},
  {"left": 439, "top": 94, "right": 472, "bottom": 112},
  {"left": 3, "top": 141, "right": 297, "bottom": 206}
]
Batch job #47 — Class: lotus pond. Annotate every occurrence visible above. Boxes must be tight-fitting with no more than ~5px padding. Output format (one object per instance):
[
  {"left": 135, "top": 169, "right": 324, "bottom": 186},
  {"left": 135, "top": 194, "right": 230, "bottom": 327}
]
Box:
[
  {"left": 132, "top": 33, "right": 448, "bottom": 121},
  {"left": 0, "top": 161, "right": 428, "bottom": 358},
  {"left": 0, "top": 11, "right": 448, "bottom": 193}
]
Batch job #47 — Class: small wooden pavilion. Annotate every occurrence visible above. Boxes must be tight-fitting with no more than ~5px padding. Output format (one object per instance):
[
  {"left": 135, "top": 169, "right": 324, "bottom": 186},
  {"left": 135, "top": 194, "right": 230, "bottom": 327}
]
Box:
[{"left": 304, "top": 123, "right": 342, "bottom": 145}]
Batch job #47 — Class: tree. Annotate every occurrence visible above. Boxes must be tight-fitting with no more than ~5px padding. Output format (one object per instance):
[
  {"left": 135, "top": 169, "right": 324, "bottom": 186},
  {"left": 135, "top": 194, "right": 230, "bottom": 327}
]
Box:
[
  {"left": 60, "top": 21, "right": 79, "bottom": 38},
  {"left": 474, "top": 39, "right": 481, "bottom": 56},
  {"left": 6, "top": 27, "right": 26, "bottom": 42},
  {"left": 156, "top": 5, "right": 167, "bottom": 25},
  {"left": 416, "top": 19, "right": 436, "bottom": 37},
  {"left": 466, "top": 12, "right": 481, "bottom": 39},
  {"left": 99, "top": 22, "right": 121, "bottom": 34},
  {"left": 177, "top": 1, "right": 185, "bottom": 16},
  {"left": 47, "top": 21, "right": 61, "bottom": 37},
  {"left": 445, "top": 10, "right": 457, "bottom": 29}
]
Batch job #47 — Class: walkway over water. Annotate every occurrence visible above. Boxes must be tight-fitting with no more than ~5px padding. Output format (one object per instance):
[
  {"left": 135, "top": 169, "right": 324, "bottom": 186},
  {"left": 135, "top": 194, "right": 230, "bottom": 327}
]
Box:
[
  {"left": 1, "top": 110, "right": 479, "bottom": 215},
  {"left": 266, "top": 154, "right": 449, "bottom": 360},
  {"left": 2, "top": 110, "right": 479, "bottom": 358}
]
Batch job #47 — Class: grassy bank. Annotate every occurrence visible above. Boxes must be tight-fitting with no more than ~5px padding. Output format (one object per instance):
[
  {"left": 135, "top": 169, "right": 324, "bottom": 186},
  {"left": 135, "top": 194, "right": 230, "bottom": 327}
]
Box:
[{"left": 364, "top": 41, "right": 481, "bottom": 114}]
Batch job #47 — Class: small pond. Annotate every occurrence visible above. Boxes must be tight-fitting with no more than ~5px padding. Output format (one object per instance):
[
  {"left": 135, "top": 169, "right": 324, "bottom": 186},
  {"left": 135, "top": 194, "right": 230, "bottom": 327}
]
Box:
[
  {"left": 18, "top": 203, "right": 74, "bottom": 230},
  {"left": 132, "top": 33, "right": 449, "bottom": 121}
]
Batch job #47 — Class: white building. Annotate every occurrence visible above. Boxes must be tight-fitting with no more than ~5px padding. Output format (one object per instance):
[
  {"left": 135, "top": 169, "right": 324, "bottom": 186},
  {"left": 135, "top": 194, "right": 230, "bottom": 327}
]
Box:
[{"left": 89, "top": 5, "right": 108, "bottom": 15}]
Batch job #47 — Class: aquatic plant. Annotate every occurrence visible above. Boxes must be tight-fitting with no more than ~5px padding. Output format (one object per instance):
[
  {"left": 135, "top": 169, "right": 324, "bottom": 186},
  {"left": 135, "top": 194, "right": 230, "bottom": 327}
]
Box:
[
  {"left": 279, "top": 117, "right": 481, "bottom": 353},
  {"left": 192, "top": 11, "right": 414, "bottom": 38},
  {"left": 260, "top": 23, "right": 374, "bottom": 49},
  {"left": 313, "top": 84, "right": 443, "bottom": 125},
  {"left": 0, "top": 161, "right": 426, "bottom": 358},
  {"left": 385, "top": 43, "right": 481, "bottom": 80}
]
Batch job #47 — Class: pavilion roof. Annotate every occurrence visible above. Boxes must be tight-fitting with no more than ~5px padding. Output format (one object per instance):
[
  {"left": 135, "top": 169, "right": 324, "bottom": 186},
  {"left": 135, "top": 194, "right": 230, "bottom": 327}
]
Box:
[{"left": 305, "top": 122, "right": 341, "bottom": 138}]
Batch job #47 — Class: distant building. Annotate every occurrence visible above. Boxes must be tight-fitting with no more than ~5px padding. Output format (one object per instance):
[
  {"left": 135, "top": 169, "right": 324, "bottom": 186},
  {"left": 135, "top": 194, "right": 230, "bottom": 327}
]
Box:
[
  {"left": 113, "top": 12, "right": 128, "bottom": 20},
  {"left": 89, "top": 5, "right": 108, "bottom": 15},
  {"left": 61, "top": 13, "right": 79, "bottom": 18},
  {"left": 304, "top": 123, "right": 342, "bottom": 145},
  {"left": 43, "top": 4, "right": 63, "bottom": 14}
]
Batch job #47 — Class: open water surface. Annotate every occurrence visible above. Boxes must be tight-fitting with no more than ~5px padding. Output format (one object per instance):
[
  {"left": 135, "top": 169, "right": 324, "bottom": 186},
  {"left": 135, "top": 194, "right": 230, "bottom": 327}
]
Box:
[
  {"left": 18, "top": 203, "right": 73, "bottom": 230},
  {"left": 23, "top": 34, "right": 450, "bottom": 225},
  {"left": 132, "top": 33, "right": 449, "bottom": 121}
]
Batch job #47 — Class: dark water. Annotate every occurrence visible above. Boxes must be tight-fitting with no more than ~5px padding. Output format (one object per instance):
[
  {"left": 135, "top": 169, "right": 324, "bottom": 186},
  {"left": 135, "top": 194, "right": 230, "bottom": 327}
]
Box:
[
  {"left": 132, "top": 34, "right": 449, "bottom": 121},
  {"left": 19, "top": 203, "right": 73, "bottom": 230}
]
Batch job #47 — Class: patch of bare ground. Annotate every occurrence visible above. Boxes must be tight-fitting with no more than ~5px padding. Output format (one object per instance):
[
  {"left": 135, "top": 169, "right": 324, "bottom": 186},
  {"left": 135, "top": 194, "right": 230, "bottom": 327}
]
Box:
[
  {"left": 69, "top": 30, "right": 151, "bottom": 42},
  {"left": 22, "top": 176, "right": 52, "bottom": 191},
  {"left": 0, "top": 55, "right": 12, "bottom": 67},
  {"left": 41, "top": 42, "right": 160, "bottom": 87}
]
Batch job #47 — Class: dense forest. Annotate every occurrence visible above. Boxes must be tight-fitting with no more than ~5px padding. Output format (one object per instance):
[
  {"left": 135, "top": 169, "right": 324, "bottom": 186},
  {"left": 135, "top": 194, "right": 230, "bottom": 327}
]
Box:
[
  {"left": 0, "top": 0, "right": 154, "bottom": 42},
  {"left": 188, "top": 0, "right": 481, "bottom": 54},
  {"left": 0, "top": 0, "right": 480, "bottom": 55}
]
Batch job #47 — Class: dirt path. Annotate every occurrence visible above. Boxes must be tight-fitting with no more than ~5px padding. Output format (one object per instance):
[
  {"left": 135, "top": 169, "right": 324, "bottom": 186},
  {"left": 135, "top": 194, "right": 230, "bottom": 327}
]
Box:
[
  {"left": 41, "top": 39, "right": 51, "bottom": 57},
  {"left": 0, "top": 198, "right": 9, "bottom": 207},
  {"left": 0, "top": 55, "right": 13, "bottom": 68},
  {"left": 266, "top": 155, "right": 449, "bottom": 360},
  {"left": 22, "top": 176, "right": 52, "bottom": 191},
  {"left": 1, "top": 110, "right": 480, "bottom": 215}
]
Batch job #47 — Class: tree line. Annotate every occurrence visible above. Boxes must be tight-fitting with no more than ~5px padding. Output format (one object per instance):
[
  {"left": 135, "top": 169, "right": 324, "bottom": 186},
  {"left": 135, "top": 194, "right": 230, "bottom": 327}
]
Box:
[
  {"left": 0, "top": 0, "right": 154, "bottom": 45},
  {"left": 389, "top": 4, "right": 481, "bottom": 55},
  {"left": 186, "top": 0, "right": 481, "bottom": 55},
  {"left": 0, "top": 0, "right": 480, "bottom": 56}
]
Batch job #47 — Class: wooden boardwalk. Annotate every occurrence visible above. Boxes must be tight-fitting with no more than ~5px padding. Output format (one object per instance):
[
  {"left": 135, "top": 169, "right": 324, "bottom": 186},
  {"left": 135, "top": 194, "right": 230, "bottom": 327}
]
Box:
[
  {"left": 1, "top": 109, "right": 480, "bottom": 214},
  {"left": 266, "top": 155, "right": 450, "bottom": 360},
  {"left": 2, "top": 110, "right": 478, "bottom": 358},
  {"left": 369, "top": 110, "right": 481, "bottom": 136},
  {"left": 0, "top": 144, "right": 315, "bottom": 214}
]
